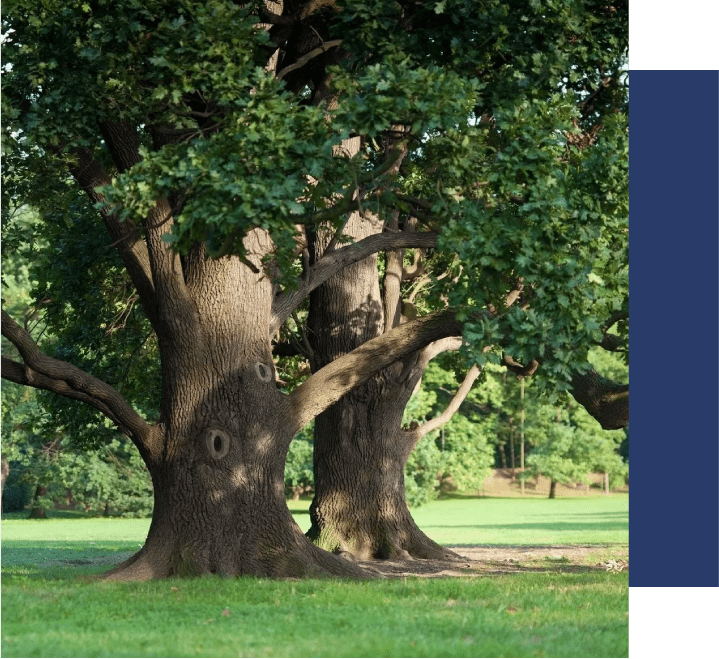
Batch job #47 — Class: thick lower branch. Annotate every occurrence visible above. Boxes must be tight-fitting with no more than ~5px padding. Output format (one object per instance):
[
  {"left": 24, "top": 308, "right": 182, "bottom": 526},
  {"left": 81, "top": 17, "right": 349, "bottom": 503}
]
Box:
[
  {"left": 1, "top": 312, "right": 153, "bottom": 450},
  {"left": 502, "top": 353, "right": 628, "bottom": 429},
  {"left": 570, "top": 369, "right": 629, "bottom": 430},
  {"left": 2, "top": 357, "right": 125, "bottom": 431},
  {"left": 289, "top": 309, "right": 462, "bottom": 433}
]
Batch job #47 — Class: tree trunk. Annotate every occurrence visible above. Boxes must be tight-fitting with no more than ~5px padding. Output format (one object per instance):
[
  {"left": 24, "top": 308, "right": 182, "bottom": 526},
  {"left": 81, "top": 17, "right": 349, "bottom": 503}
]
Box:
[
  {"left": 1, "top": 128, "right": 462, "bottom": 581},
  {"left": 2, "top": 226, "right": 463, "bottom": 581},
  {"left": 497, "top": 442, "right": 507, "bottom": 469},
  {"left": 306, "top": 215, "right": 457, "bottom": 561},
  {"left": 28, "top": 485, "right": 48, "bottom": 519},
  {"left": 102, "top": 235, "right": 369, "bottom": 581},
  {"left": 548, "top": 479, "right": 557, "bottom": 499},
  {"left": 307, "top": 367, "right": 455, "bottom": 560}
]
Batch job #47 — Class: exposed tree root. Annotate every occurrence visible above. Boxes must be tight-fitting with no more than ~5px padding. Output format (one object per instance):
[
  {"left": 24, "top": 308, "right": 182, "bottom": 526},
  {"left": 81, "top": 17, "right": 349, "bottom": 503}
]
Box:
[{"left": 96, "top": 531, "right": 376, "bottom": 582}]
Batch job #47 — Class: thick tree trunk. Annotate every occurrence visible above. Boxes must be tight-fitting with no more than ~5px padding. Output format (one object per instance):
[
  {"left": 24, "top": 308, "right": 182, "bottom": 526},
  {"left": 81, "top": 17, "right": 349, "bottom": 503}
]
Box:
[
  {"left": 2, "top": 227, "right": 462, "bottom": 580},
  {"left": 306, "top": 215, "right": 456, "bottom": 561},
  {"left": 102, "top": 235, "right": 369, "bottom": 581},
  {"left": 105, "top": 428, "right": 367, "bottom": 580},
  {"left": 307, "top": 371, "right": 456, "bottom": 560}
]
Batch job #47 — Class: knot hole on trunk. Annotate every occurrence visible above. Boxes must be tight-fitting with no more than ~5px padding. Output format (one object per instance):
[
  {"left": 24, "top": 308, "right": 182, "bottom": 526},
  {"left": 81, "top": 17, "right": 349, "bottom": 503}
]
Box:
[
  {"left": 255, "top": 361, "right": 272, "bottom": 383},
  {"left": 205, "top": 428, "right": 230, "bottom": 460}
]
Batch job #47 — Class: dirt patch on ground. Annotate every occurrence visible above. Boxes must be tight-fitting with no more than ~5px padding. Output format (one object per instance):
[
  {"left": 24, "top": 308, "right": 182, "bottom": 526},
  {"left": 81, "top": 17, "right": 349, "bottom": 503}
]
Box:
[{"left": 357, "top": 545, "right": 629, "bottom": 579}]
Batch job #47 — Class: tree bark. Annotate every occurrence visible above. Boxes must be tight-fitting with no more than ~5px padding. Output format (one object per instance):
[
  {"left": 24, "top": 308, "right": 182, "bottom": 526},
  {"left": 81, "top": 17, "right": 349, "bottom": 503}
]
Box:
[
  {"left": 28, "top": 485, "right": 48, "bottom": 519},
  {"left": 305, "top": 214, "right": 459, "bottom": 561},
  {"left": 570, "top": 369, "right": 629, "bottom": 430},
  {"left": 98, "top": 231, "right": 373, "bottom": 580},
  {"left": 3, "top": 240, "right": 462, "bottom": 580}
]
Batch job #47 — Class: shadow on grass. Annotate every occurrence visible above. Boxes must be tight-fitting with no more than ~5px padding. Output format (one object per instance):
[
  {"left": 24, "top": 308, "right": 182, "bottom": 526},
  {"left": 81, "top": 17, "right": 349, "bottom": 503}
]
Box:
[
  {"left": 1, "top": 541, "right": 140, "bottom": 576},
  {"left": 1, "top": 509, "right": 109, "bottom": 521}
]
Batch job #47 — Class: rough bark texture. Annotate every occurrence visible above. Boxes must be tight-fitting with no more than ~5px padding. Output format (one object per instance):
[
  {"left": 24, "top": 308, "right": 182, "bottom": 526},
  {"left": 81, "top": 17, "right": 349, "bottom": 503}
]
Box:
[
  {"left": 306, "top": 214, "right": 458, "bottom": 561},
  {"left": 97, "top": 231, "right": 370, "bottom": 581}
]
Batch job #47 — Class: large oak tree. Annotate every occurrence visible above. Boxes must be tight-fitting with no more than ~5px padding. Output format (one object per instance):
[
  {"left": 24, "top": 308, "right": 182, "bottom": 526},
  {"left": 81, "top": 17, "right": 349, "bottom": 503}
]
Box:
[{"left": 2, "top": 0, "right": 627, "bottom": 579}]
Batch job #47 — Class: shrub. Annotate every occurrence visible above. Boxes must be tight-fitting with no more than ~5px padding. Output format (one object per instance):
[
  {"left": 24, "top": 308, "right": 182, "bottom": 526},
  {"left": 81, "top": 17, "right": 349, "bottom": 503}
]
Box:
[
  {"left": 404, "top": 432, "right": 443, "bottom": 507},
  {"left": 2, "top": 481, "right": 32, "bottom": 512},
  {"left": 285, "top": 426, "right": 314, "bottom": 500}
]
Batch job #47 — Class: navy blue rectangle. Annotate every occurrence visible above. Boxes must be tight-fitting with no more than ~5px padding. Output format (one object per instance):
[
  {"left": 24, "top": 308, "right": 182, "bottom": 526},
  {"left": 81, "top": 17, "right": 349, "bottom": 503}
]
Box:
[{"left": 630, "top": 70, "right": 719, "bottom": 587}]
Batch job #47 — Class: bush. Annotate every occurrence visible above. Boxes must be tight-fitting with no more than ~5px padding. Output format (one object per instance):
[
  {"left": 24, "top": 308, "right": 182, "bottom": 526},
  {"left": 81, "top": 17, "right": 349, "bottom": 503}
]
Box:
[
  {"left": 438, "top": 415, "right": 494, "bottom": 494},
  {"left": 404, "top": 432, "right": 443, "bottom": 507},
  {"left": 2, "top": 481, "right": 32, "bottom": 512},
  {"left": 285, "top": 426, "right": 314, "bottom": 500}
]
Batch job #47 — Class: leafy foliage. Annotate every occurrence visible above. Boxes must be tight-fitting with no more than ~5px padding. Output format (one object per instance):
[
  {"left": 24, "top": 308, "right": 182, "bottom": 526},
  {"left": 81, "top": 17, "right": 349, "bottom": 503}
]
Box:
[
  {"left": 403, "top": 432, "right": 443, "bottom": 507},
  {"left": 2, "top": 1, "right": 627, "bottom": 516},
  {"left": 284, "top": 424, "right": 315, "bottom": 500}
]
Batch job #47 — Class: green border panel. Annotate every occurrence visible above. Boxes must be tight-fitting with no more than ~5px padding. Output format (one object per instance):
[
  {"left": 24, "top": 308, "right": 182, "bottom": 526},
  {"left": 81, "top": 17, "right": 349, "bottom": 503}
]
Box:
[
  {"left": 629, "top": 587, "right": 719, "bottom": 659},
  {"left": 632, "top": 0, "right": 719, "bottom": 71}
]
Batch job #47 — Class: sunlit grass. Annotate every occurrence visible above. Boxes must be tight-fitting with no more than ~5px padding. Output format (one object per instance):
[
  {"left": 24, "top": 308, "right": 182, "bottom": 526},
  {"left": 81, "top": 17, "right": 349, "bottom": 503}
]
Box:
[
  {"left": 1, "top": 496, "right": 628, "bottom": 657},
  {"left": 2, "top": 569, "right": 627, "bottom": 658}
]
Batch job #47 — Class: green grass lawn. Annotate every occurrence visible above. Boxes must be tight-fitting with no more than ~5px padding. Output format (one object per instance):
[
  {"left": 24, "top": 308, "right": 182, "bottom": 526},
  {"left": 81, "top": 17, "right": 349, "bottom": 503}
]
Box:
[
  {"left": 290, "top": 493, "right": 629, "bottom": 545},
  {"left": 1, "top": 495, "right": 628, "bottom": 658}
]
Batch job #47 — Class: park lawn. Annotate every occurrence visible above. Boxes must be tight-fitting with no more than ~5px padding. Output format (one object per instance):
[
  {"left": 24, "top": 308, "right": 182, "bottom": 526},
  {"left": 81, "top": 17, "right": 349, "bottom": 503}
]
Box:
[
  {"left": 1, "top": 496, "right": 628, "bottom": 658},
  {"left": 290, "top": 493, "right": 629, "bottom": 545}
]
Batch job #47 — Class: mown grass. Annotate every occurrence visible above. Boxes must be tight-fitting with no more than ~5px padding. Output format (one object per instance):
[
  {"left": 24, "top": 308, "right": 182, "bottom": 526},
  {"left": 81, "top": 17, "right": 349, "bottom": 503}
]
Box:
[
  {"left": 291, "top": 493, "right": 630, "bottom": 545},
  {"left": 1, "top": 496, "right": 628, "bottom": 658}
]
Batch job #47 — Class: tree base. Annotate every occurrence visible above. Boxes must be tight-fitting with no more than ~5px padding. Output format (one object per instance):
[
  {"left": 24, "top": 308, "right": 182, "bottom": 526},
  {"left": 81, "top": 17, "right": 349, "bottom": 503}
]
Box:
[
  {"left": 97, "top": 526, "right": 376, "bottom": 582},
  {"left": 308, "top": 518, "right": 461, "bottom": 562}
]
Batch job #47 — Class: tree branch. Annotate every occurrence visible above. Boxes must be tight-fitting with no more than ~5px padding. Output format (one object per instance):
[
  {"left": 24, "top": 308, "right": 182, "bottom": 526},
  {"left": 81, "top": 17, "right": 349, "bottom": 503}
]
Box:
[
  {"left": 66, "top": 147, "right": 159, "bottom": 329},
  {"left": 416, "top": 337, "right": 464, "bottom": 369},
  {"left": 276, "top": 39, "right": 343, "bottom": 80},
  {"left": 570, "top": 369, "right": 629, "bottom": 430},
  {"left": 502, "top": 353, "right": 540, "bottom": 378},
  {"left": 1, "top": 312, "right": 153, "bottom": 447},
  {"left": 412, "top": 365, "right": 482, "bottom": 439},
  {"left": 288, "top": 309, "right": 462, "bottom": 433},
  {"left": 602, "top": 310, "right": 628, "bottom": 332},
  {"left": 98, "top": 121, "right": 197, "bottom": 337},
  {"left": 270, "top": 230, "right": 438, "bottom": 335},
  {"left": 501, "top": 351, "right": 627, "bottom": 429}
]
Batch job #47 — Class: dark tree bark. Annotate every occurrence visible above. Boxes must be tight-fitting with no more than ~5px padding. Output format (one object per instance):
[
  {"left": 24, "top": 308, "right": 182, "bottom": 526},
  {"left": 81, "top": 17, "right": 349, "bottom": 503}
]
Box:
[
  {"left": 2, "top": 220, "right": 458, "bottom": 580},
  {"left": 305, "top": 212, "right": 467, "bottom": 560},
  {"left": 28, "top": 485, "right": 48, "bottom": 519},
  {"left": 549, "top": 480, "right": 557, "bottom": 499},
  {"left": 570, "top": 369, "right": 629, "bottom": 430}
]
